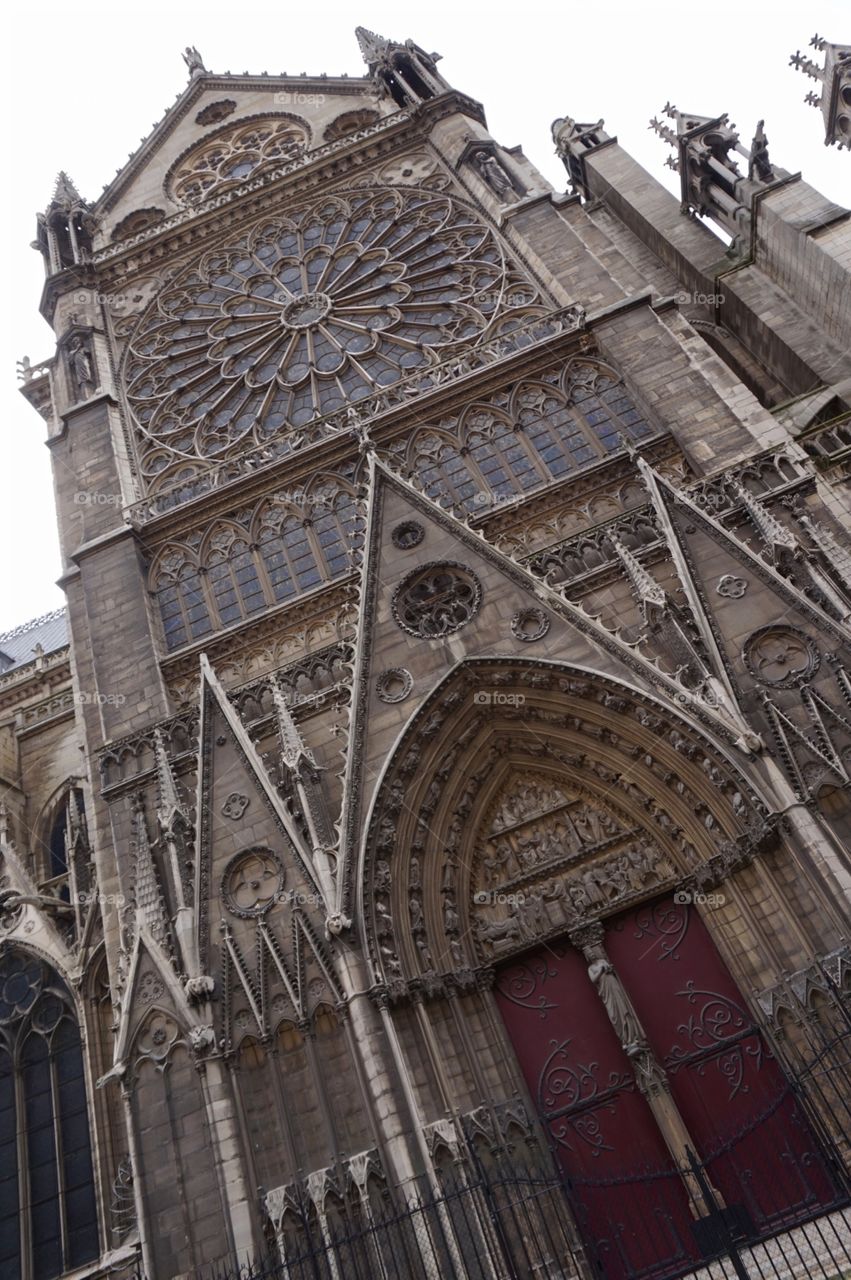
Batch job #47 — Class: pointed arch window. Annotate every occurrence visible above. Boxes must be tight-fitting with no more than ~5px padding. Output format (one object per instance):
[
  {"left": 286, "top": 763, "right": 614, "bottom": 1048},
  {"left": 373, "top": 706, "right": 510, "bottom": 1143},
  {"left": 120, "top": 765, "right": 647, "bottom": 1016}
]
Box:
[
  {"left": 0, "top": 951, "right": 99, "bottom": 1280},
  {"left": 150, "top": 485, "right": 363, "bottom": 650},
  {"left": 407, "top": 361, "right": 653, "bottom": 511},
  {"left": 150, "top": 548, "right": 213, "bottom": 649}
]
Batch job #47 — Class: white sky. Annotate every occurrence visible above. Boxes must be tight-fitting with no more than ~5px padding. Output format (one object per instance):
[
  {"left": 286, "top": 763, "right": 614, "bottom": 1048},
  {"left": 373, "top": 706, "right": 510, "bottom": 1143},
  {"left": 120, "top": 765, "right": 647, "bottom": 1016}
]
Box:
[{"left": 1, "top": 0, "right": 848, "bottom": 634}]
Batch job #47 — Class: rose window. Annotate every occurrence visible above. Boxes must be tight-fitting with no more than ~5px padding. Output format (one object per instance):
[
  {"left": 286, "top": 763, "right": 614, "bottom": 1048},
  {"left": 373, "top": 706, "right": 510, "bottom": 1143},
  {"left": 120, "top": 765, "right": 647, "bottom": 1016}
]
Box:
[
  {"left": 392, "top": 562, "right": 482, "bottom": 638},
  {"left": 168, "top": 117, "right": 309, "bottom": 203},
  {"left": 125, "top": 187, "right": 534, "bottom": 488}
]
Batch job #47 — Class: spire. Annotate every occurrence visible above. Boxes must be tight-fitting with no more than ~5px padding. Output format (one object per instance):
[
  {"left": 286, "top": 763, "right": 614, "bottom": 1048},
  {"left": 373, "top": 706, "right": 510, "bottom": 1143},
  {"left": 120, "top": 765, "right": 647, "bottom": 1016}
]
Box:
[
  {"left": 130, "top": 793, "right": 171, "bottom": 951},
  {"left": 732, "top": 482, "right": 797, "bottom": 560},
  {"left": 49, "top": 172, "right": 86, "bottom": 210},
  {"left": 353, "top": 25, "right": 448, "bottom": 108},
  {"left": 790, "top": 36, "right": 851, "bottom": 149},
  {"left": 608, "top": 532, "right": 668, "bottom": 618},
  {"left": 272, "top": 680, "right": 317, "bottom": 775},
  {"left": 355, "top": 26, "right": 389, "bottom": 68},
  {"left": 153, "top": 729, "right": 189, "bottom": 836}
]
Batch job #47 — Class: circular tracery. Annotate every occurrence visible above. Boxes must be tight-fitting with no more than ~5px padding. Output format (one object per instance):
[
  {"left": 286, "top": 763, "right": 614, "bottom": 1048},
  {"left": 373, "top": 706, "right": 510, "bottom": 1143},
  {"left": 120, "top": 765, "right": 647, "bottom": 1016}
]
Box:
[
  {"left": 223, "top": 848, "right": 285, "bottom": 917},
  {"left": 125, "top": 187, "right": 534, "bottom": 488},
  {"left": 168, "top": 116, "right": 309, "bottom": 203},
  {"left": 392, "top": 562, "right": 482, "bottom": 638}
]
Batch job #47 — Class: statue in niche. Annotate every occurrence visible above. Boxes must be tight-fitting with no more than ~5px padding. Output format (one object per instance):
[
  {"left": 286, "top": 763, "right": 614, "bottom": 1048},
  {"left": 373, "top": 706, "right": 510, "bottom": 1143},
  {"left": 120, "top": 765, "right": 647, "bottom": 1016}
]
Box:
[
  {"left": 67, "top": 334, "right": 96, "bottom": 400},
  {"left": 474, "top": 149, "right": 516, "bottom": 200}
]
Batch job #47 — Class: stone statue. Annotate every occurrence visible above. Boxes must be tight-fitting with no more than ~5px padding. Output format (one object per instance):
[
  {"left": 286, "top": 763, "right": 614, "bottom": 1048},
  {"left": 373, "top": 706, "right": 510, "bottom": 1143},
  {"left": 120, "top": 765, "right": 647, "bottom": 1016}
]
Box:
[
  {"left": 183, "top": 46, "right": 206, "bottom": 76},
  {"left": 587, "top": 956, "right": 643, "bottom": 1050},
  {"left": 67, "top": 335, "right": 96, "bottom": 399},
  {"left": 474, "top": 150, "right": 515, "bottom": 200},
  {"left": 748, "top": 120, "right": 774, "bottom": 183}
]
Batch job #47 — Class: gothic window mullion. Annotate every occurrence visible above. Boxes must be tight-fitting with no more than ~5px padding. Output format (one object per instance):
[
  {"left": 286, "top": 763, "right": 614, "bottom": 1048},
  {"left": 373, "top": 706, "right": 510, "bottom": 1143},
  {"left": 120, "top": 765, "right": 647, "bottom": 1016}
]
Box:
[
  {"left": 195, "top": 564, "right": 222, "bottom": 634},
  {"left": 510, "top": 421, "right": 551, "bottom": 488},
  {"left": 248, "top": 544, "right": 276, "bottom": 614},
  {"left": 48, "top": 1040, "right": 70, "bottom": 1271},
  {"left": 459, "top": 447, "right": 494, "bottom": 507},
  {"left": 13, "top": 1052, "right": 28, "bottom": 1280},
  {"left": 303, "top": 521, "right": 332, "bottom": 588}
]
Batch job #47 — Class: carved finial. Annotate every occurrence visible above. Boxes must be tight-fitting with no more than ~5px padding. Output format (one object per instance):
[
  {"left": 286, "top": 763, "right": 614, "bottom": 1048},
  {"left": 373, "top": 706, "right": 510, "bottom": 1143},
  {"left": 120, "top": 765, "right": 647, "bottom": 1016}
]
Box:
[
  {"left": 789, "top": 50, "right": 824, "bottom": 80},
  {"left": 272, "top": 679, "right": 317, "bottom": 774},
  {"left": 609, "top": 531, "right": 668, "bottom": 612},
  {"left": 649, "top": 117, "right": 678, "bottom": 147},
  {"left": 732, "top": 481, "right": 796, "bottom": 557},
  {"left": 810, "top": 33, "right": 825, "bottom": 50},
  {"left": 662, "top": 101, "right": 677, "bottom": 119},
  {"left": 130, "top": 792, "right": 171, "bottom": 949},
  {"left": 355, "top": 25, "right": 389, "bottom": 65},
  {"left": 50, "top": 171, "right": 84, "bottom": 210},
  {"left": 153, "top": 729, "right": 189, "bottom": 836}
]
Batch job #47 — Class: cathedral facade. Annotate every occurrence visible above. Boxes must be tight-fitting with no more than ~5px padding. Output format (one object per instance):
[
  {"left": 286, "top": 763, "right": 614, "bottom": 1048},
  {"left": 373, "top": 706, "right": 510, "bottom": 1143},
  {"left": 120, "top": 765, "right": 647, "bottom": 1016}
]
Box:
[{"left": 3, "top": 26, "right": 851, "bottom": 1280}]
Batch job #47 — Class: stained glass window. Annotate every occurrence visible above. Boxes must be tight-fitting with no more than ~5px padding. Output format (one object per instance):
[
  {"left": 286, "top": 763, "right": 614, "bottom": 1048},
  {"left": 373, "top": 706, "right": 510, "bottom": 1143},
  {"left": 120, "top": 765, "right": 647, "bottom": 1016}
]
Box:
[{"left": 0, "top": 952, "right": 99, "bottom": 1280}]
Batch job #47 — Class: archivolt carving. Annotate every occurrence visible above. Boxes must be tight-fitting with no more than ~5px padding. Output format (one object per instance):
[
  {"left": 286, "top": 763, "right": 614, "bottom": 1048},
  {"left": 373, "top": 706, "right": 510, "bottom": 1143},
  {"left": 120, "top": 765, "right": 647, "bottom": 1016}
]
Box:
[{"left": 360, "top": 660, "right": 772, "bottom": 987}]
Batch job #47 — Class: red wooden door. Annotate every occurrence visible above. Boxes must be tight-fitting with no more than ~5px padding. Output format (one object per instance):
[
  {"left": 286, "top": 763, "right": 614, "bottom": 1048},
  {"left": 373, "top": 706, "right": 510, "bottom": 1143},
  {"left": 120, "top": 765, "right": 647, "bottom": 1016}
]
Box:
[
  {"left": 606, "top": 897, "right": 838, "bottom": 1235},
  {"left": 495, "top": 941, "right": 700, "bottom": 1280}
]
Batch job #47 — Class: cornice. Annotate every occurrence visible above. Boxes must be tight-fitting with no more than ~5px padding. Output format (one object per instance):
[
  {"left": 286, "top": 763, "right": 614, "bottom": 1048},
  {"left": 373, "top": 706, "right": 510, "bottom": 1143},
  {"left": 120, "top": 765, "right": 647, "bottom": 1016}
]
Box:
[{"left": 0, "top": 652, "right": 72, "bottom": 717}]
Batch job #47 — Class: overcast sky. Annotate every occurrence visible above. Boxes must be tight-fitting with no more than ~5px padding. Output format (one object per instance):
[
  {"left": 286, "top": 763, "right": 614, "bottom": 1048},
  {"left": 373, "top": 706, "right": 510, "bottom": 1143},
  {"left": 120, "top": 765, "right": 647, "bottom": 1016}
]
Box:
[{"left": 1, "top": 0, "right": 848, "bottom": 634}]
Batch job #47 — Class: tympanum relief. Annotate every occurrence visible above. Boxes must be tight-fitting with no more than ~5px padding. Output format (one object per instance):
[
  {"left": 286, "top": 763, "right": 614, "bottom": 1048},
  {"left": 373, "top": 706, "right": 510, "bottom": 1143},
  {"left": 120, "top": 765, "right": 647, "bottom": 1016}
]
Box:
[{"left": 470, "top": 773, "right": 677, "bottom": 958}]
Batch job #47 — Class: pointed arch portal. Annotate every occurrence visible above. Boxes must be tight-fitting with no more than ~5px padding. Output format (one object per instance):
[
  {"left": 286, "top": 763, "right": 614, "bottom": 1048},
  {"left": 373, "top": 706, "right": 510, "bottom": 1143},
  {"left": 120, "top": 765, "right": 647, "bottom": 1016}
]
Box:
[{"left": 361, "top": 658, "right": 843, "bottom": 1278}]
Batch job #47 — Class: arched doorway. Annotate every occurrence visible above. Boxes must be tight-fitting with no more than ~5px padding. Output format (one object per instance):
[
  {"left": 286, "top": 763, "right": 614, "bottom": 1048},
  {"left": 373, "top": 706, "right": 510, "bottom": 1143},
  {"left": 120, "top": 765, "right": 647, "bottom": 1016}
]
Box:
[{"left": 360, "top": 659, "right": 849, "bottom": 1279}]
